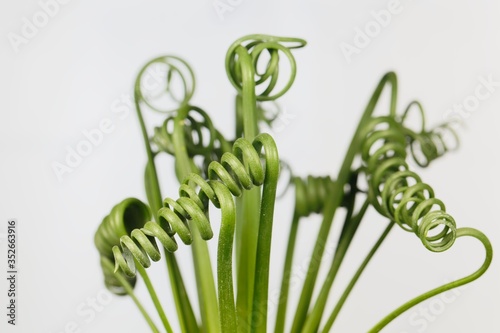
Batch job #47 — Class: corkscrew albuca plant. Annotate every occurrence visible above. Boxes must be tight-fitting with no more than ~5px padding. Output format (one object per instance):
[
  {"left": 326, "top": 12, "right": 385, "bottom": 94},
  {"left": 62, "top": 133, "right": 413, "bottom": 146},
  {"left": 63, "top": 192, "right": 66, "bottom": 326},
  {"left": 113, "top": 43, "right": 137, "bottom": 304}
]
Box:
[{"left": 94, "top": 34, "right": 492, "bottom": 333}]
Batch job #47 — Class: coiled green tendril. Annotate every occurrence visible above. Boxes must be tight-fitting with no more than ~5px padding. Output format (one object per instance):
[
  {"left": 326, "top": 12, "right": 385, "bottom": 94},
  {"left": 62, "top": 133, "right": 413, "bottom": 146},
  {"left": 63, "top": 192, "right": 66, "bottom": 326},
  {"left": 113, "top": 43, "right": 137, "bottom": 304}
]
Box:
[
  {"left": 226, "top": 34, "right": 306, "bottom": 102},
  {"left": 400, "top": 101, "right": 460, "bottom": 167},
  {"left": 360, "top": 115, "right": 455, "bottom": 250},
  {"left": 95, "top": 198, "right": 173, "bottom": 333},
  {"left": 111, "top": 133, "right": 279, "bottom": 333},
  {"left": 135, "top": 55, "right": 195, "bottom": 114},
  {"left": 94, "top": 198, "right": 148, "bottom": 294},
  {"left": 152, "top": 105, "right": 232, "bottom": 176},
  {"left": 359, "top": 114, "right": 492, "bottom": 332}
]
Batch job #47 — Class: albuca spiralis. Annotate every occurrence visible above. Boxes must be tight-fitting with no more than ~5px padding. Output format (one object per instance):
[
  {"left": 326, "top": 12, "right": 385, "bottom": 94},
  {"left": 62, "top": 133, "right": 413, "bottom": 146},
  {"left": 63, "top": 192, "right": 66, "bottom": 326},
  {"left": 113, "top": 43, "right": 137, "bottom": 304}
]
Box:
[{"left": 94, "top": 34, "right": 492, "bottom": 333}]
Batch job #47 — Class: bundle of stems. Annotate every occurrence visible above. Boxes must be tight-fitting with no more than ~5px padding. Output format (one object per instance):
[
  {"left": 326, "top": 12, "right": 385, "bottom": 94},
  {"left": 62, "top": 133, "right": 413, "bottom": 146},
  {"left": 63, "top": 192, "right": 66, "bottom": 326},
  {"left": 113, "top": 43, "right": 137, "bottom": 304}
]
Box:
[{"left": 94, "top": 34, "right": 492, "bottom": 333}]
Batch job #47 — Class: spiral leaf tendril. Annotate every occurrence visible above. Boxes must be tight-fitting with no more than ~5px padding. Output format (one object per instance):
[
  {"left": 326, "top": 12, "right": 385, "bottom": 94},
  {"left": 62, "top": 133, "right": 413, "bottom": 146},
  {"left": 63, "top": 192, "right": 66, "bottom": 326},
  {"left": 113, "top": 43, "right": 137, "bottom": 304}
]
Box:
[
  {"left": 111, "top": 134, "right": 279, "bottom": 333},
  {"left": 226, "top": 34, "right": 306, "bottom": 101},
  {"left": 359, "top": 114, "right": 492, "bottom": 332}
]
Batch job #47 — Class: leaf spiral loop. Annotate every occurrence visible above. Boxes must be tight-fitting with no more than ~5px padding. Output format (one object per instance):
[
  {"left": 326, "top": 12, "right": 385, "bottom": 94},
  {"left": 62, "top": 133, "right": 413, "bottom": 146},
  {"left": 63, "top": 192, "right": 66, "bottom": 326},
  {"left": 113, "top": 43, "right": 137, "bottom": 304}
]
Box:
[
  {"left": 400, "top": 101, "right": 460, "bottom": 167},
  {"left": 135, "top": 55, "right": 195, "bottom": 113},
  {"left": 113, "top": 133, "right": 278, "bottom": 273},
  {"left": 225, "top": 34, "right": 306, "bottom": 101},
  {"left": 108, "top": 133, "right": 279, "bottom": 332},
  {"left": 152, "top": 106, "right": 215, "bottom": 155},
  {"left": 293, "top": 175, "right": 337, "bottom": 218},
  {"left": 151, "top": 104, "right": 232, "bottom": 174},
  {"left": 360, "top": 115, "right": 458, "bottom": 252},
  {"left": 94, "top": 198, "right": 151, "bottom": 295}
]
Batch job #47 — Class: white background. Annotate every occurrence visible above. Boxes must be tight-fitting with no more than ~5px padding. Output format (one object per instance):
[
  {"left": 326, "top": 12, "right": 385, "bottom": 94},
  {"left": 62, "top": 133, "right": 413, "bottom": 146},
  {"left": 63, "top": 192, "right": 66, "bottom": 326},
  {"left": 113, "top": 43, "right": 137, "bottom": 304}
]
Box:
[{"left": 1, "top": 0, "right": 499, "bottom": 332}]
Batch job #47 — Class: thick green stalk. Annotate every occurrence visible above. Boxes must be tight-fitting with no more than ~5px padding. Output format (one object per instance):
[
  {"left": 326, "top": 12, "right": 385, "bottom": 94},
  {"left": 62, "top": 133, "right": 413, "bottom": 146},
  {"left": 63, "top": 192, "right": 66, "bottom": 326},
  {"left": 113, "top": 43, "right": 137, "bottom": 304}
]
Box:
[
  {"left": 250, "top": 136, "right": 280, "bottom": 333},
  {"left": 189, "top": 222, "right": 220, "bottom": 333},
  {"left": 291, "top": 73, "right": 398, "bottom": 332},
  {"left": 236, "top": 47, "right": 258, "bottom": 141},
  {"left": 209, "top": 181, "right": 238, "bottom": 333},
  {"left": 234, "top": 45, "right": 261, "bottom": 333},
  {"left": 235, "top": 95, "right": 244, "bottom": 138},
  {"left": 237, "top": 188, "right": 261, "bottom": 332}
]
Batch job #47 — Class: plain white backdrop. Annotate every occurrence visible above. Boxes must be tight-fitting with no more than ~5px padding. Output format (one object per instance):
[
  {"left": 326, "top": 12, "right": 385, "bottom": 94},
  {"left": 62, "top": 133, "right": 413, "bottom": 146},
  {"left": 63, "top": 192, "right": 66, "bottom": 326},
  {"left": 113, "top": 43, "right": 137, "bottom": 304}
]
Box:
[{"left": 1, "top": 0, "right": 499, "bottom": 332}]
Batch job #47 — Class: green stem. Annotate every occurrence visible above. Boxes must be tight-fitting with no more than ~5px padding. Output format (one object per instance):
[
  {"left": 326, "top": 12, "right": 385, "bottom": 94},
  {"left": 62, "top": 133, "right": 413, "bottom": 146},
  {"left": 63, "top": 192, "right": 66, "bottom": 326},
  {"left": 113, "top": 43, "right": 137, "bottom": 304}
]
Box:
[
  {"left": 321, "top": 222, "right": 394, "bottom": 332},
  {"left": 301, "top": 199, "right": 369, "bottom": 332},
  {"left": 291, "top": 72, "right": 398, "bottom": 332},
  {"left": 235, "top": 95, "right": 244, "bottom": 138},
  {"left": 250, "top": 135, "right": 280, "bottom": 333},
  {"left": 173, "top": 104, "right": 219, "bottom": 333},
  {"left": 237, "top": 187, "right": 261, "bottom": 333},
  {"left": 368, "top": 228, "right": 492, "bottom": 333},
  {"left": 101, "top": 257, "right": 160, "bottom": 333},
  {"left": 236, "top": 46, "right": 258, "bottom": 141},
  {"left": 274, "top": 213, "right": 300, "bottom": 333},
  {"left": 190, "top": 221, "right": 220, "bottom": 333},
  {"left": 234, "top": 45, "right": 261, "bottom": 333},
  {"left": 210, "top": 181, "right": 238, "bottom": 333},
  {"left": 136, "top": 264, "right": 174, "bottom": 333},
  {"left": 135, "top": 81, "right": 199, "bottom": 333},
  {"left": 290, "top": 182, "right": 337, "bottom": 333},
  {"left": 166, "top": 255, "right": 200, "bottom": 333},
  {"left": 146, "top": 163, "right": 198, "bottom": 333}
]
